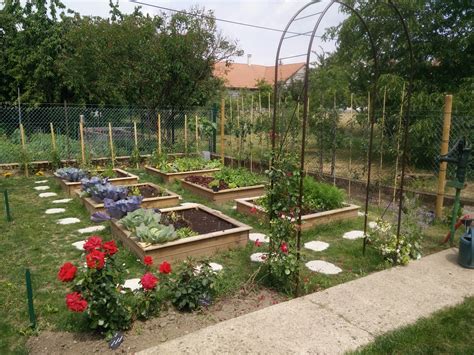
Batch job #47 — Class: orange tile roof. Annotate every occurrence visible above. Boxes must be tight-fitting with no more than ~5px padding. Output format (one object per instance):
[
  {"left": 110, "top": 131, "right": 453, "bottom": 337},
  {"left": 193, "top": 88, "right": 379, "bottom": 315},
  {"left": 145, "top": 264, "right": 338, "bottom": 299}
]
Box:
[{"left": 214, "top": 62, "right": 305, "bottom": 89}]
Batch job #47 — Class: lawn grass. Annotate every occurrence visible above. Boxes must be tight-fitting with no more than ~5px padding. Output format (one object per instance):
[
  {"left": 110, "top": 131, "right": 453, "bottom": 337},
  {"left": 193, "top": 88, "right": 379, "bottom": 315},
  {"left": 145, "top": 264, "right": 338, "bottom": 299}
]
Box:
[
  {"left": 351, "top": 296, "right": 474, "bottom": 355},
  {"left": 0, "top": 167, "right": 450, "bottom": 353}
]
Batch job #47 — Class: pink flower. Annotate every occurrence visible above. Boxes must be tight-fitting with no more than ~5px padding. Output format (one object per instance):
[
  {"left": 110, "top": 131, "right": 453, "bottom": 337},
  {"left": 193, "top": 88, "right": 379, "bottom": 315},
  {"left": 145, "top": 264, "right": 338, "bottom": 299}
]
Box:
[
  {"left": 280, "top": 242, "right": 288, "bottom": 254},
  {"left": 254, "top": 239, "right": 262, "bottom": 247},
  {"left": 141, "top": 272, "right": 158, "bottom": 290}
]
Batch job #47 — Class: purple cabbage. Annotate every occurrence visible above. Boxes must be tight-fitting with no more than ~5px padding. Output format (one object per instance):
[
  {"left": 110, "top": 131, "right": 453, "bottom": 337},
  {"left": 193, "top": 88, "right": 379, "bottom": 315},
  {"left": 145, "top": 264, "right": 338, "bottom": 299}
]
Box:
[
  {"left": 91, "top": 211, "right": 111, "bottom": 223},
  {"left": 81, "top": 176, "right": 108, "bottom": 194},
  {"left": 56, "top": 167, "right": 88, "bottom": 182},
  {"left": 90, "top": 184, "right": 129, "bottom": 203},
  {"left": 103, "top": 196, "right": 143, "bottom": 219}
]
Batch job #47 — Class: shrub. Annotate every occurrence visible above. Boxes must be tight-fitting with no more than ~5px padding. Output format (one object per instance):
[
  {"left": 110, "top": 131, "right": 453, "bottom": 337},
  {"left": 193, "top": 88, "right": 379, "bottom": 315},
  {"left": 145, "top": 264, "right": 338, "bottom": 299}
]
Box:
[{"left": 302, "top": 176, "right": 345, "bottom": 211}]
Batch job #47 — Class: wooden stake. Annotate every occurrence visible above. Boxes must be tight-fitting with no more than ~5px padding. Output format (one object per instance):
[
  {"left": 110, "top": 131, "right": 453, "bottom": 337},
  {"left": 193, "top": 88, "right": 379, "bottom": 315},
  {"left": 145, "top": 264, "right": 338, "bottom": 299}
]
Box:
[
  {"left": 157, "top": 113, "right": 162, "bottom": 155},
  {"left": 79, "top": 115, "right": 85, "bottom": 166},
  {"left": 50, "top": 122, "right": 56, "bottom": 151},
  {"left": 195, "top": 115, "right": 199, "bottom": 153},
  {"left": 435, "top": 95, "right": 453, "bottom": 218},
  {"left": 348, "top": 93, "right": 353, "bottom": 199},
  {"left": 184, "top": 114, "right": 188, "bottom": 154},
  {"left": 378, "top": 87, "right": 387, "bottom": 206},
  {"left": 220, "top": 98, "right": 225, "bottom": 164},
  {"left": 132, "top": 121, "right": 138, "bottom": 168},
  {"left": 258, "top": 91, "right": 262, "bottom": 112},
  {"left": 19, "top": 122, "right": 28, "bottom": 176},
  {"left": 108, "top": 122, "right": 115, "bottom": 168},
  {"left": 250, "top": 94, "right": 254, "bottom": 172},
  {"left": 393, "top": 83, "right": 405, "bottom": 203}
]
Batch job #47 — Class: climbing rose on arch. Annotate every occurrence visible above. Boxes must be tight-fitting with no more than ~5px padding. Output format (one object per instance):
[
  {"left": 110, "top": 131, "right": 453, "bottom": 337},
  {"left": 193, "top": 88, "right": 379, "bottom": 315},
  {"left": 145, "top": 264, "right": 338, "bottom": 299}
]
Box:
[
  {"left": 83, "top": 236, "right": 103, "bottom": 251},
  {"left": 66, "top": 292, "right": 88, "bottom": 312},
  {"left": 57, "top": 262, "right": 77, "bottom": 282},
  {"left": 86, "top": 249, "right": 106, "bottom": 270}
]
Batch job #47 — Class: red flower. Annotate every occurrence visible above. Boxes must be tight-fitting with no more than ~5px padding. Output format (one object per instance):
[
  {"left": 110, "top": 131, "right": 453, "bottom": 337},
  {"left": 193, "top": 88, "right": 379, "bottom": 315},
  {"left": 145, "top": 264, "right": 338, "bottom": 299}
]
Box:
[
  {"left": 141, "top": 272, "right": 158, "bottom": 290},
  {"left": 144, "top": 256, "right": 153, "bottom": 266},
  {"left": 159, "top": 261, "right": 172, "bottom": 274},
  {"left": 250, "top": 206, "right": 257, "bottom": 214},
  {"left": 57, "top": 262, "right": 77, "bottom": 282},
  {"left": 254, "top": 239, "right": 262, "bottom": 247},
  {"left": 286, "top": 172, "right": 293, "bottom": 177},
  {"left": 86, "top": 249, "right": 106, "bottom": 270},
  {"left": 280, "top": 242, "right": 289, "bottom": 254},
  {"left": 83, "top": 236, "right": 103, "bottom": 252},
  {"left": 102, "top": 240, "right": 118, "bottom": 256},
  {"left": 66, "top": 292, "right": 88, "bottom": 312}
]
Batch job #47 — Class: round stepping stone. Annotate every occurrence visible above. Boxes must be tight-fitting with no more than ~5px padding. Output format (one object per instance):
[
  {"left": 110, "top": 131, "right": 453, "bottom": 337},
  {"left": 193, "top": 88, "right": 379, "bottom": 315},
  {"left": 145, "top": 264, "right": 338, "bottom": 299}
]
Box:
[
  {"left": 304, "top": 241, "right": 330, "bottom": 252},
  {"left": 249, "top": 232, "right": 270, "bottom": 243},
  {"left": 34, "top": 186, "right": 50, "bottom": 191},
  {"left": 39, "top": 192, "right": 57, "bottom": 198},
  {"left": 305, "top": 260, "right": 342, "bottom": 275},
  {"left": 195, "top": 262, "right": 223, "bottom": 274},
  {"left": 358, "top": 211, "right": 365, "bottom": 217},
  {"left": 45, "top": 208, "right": 66, "bottom": 214},
  {"left": 343, "top": 230, "right": 365, "bottom": 240},
  {"left": 122, "top": 278, "right": 141, "bottom": 292},
  {"left": 368, "top": 221, "right": 378, "bottom": 230},
  {"left": 72, "top": 240, "right": 86, "bottom": 250},
  {"left": 35, "top": 180, "right": 48, "bottom": 184},
  {"left": 77, "top": 225, "right": 106, "bottom": 234},
  {"left": 52, "top": 198, "right": 73, "bottom": 204},
  {"left": 57, "top": 217, "right": 80, "bottom": 225},
  {"left": 250, "top": 252, "right": 268, "bottom": 263}
]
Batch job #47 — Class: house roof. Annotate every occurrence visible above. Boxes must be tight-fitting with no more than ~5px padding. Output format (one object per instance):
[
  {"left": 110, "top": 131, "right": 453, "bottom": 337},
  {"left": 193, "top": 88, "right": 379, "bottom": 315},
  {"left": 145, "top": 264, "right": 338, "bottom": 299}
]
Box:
[{"left": 214, "top": 62, "right": 305, "bottom": 89}]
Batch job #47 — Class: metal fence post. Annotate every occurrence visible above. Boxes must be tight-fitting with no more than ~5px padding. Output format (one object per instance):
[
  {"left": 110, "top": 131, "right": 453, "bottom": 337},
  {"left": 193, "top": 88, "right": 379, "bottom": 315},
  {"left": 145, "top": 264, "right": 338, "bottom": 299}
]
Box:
[
  {"left": 25, "top": 269, "right": 36, "bottom": 329},
  {"left": 3, "top": 190, "right": 12, "bottom": 221}
]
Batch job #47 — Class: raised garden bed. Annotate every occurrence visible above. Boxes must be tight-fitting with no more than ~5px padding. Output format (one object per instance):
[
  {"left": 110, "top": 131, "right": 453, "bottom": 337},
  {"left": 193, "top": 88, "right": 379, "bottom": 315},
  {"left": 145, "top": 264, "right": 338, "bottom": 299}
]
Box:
[
  {"left": 81, "top": 183, "right": 180, "bottom": 214},
  {"left": 145, "top": 165, "right": 220, "bottom": 183},
  {"left": 110, "top": 204, "right": 252, "bottom": 264},
  {"left": 54, "top": 168, "right": 139, "bottom": 196},
  {"left": 180, "top": 176, "right": 266, "bottom": 204},
  {"left": 235, "top": 196, "right": 360, "bottom": 231}
]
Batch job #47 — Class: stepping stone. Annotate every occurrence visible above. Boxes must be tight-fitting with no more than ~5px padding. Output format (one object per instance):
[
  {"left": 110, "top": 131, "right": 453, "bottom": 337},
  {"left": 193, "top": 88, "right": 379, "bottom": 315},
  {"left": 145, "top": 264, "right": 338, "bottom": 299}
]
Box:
[
  {"left": 250, "top": 252, "right": 268, "bottom": 263},
  {"left": 122, "top": 278, "right": 141, "bottom": 292},
  {"left": 368, "top": 221, "right": 378, "bottom": 230},
  {"left": 72, "top": 240, "right": 86, "bottom": 250},
  {"left": 77, "top": 225, "right": 106, "bottom": 234},
  {"left": 34, "top": 186, "right": 50, "bottom": 191},
  {"left": 249, "top": 232, "right": 270, "bottom": 243},
  {"left": 57, "top": 217, "right": 80, "bottom": 225},
  {"left": 304, "top": 241, "right": 330, "bottom": 252},
  {"left": 35, "top": 180, "right": 48, "bottom": 184},
  {"left": 232, "top": 206, "right": 237, "bottom": 210},
  {"left": 45, "top": 208, "right": 66, "bottom": 214},
  {"left": 343, "top": 230, "right": 365, "bottom": 240},
  {"left": 358, "top": 211, "right": 365, "bottom": 217},
  {"left": 52, "top": 198, "right": 73, "bottom": 204},
  {"left": 39, "top": 192, "right": 58, "bottom": 198},
  {"left": 305, "top": 260, "right": 342, "bottom": 275},
  {"left": 195, "top": 262, "right": 223, "bottom": 274}
]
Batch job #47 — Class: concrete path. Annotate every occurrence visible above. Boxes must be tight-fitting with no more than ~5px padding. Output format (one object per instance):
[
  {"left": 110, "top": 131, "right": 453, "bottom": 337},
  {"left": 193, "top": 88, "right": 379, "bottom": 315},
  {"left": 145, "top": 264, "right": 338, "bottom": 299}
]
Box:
[{"left": 139, "top": 248, "right": 473, "bottom": 355}]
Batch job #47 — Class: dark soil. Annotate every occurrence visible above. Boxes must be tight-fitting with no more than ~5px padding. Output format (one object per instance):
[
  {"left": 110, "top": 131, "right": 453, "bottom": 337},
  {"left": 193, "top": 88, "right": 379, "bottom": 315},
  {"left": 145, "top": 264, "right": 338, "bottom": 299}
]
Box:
[
  {"left": 162, "top": 208, "right": 235, "bottom": 235},
  {"left": 27, "top": 288, "right": 287, "bottom": 355},
  {"left": 138, "top": 185, "right": 163, "bottom": 198},
  {"left": 184, "top": 175, "right": 229, "bottom": 191}
]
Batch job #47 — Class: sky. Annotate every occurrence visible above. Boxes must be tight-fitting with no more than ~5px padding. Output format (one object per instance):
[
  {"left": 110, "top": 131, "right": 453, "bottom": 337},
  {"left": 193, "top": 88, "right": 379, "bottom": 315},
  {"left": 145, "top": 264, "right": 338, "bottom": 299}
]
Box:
[{"left": 60, "top": 0, "right": 348, "bottom": 66}]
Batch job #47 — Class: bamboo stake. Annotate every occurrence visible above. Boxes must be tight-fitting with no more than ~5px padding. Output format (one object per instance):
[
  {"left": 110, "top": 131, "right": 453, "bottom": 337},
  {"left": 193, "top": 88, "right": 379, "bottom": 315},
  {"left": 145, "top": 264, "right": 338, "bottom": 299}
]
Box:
[
  {"left": 393, "top": 83, "right": 405, "bottom": 203},
  {"left": 108, "top": 122, "right": 115, "bottom": 168},
  {"left": 435, "top": 95, "right": 453, "bottom": 218},
  {"left": 348, "top": 93, "right": 353, "bottom": 199},
  {"left": 195, "top": 115, "right": 199, "bottom": 153},
  {"left": 184, "top": 114, "right": 188, "bottom": 154},
  {"left": 229, "top": 96, "right": 233, "bottom": 160},
  {"left": 378, "top": 87, "right": 387, "bottom": 206},
  {"left": 331, "top": 92, "right": 337, "bottom": 186},
  {"left": 157, "top": 113, "right": 162, "bottom": 155},
  {"left": 50, "top": 122, "right": 57, "bottom": 151},
  {"left": 133, "top": 121, "right": 138, "bottom": 168},
  {"left": 220, "top": 98, "right": 225, "bottom": 164},
  {"left": 79, "top": 115, "right": 85, "bottom": 166},
  {"left": 250, "top": 94, "right": 254, "bottom": 172},
  {"left": 19, "top": 122, "right": 28, "bottom": 176}
]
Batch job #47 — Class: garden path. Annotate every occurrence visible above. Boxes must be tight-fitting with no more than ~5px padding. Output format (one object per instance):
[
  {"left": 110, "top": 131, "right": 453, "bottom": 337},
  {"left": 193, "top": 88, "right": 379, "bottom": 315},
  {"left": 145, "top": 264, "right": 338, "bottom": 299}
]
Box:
[{"left": 139, "top": 248, "right": 473, "bottom": 354}]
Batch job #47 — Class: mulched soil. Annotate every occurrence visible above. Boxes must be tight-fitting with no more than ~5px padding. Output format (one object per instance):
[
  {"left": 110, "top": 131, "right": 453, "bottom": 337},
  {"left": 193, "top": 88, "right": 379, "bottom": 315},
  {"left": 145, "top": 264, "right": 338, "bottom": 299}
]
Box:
[
  {"left": 184, "top": 175, "right": 229, "bottom": 191},
  {"left": 162, "top": 208, "right": 235, "bottom": 234},
  {"left": 27, "top": 288, "right": 288, "bottom": 355}
]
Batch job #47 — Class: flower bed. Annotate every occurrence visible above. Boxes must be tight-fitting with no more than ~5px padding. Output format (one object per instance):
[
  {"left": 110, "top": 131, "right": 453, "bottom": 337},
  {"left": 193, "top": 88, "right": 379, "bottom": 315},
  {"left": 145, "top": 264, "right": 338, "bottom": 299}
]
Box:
[
  {"left": 110, "top": 204, "right": 251, "bottom": 264},
  {"left": 235, "top": 196, "right": 360, "bottom": 230},
  {"left": 81, "top": 183, "right": 180, "bottom": 214},
  {"left": 54, "top": 168, "right": 139, "bottom": 196}
]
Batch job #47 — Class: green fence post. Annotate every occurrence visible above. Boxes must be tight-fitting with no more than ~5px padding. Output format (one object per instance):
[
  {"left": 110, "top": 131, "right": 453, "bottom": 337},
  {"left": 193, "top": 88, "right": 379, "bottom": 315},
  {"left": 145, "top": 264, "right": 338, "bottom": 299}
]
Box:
[
  {"left": 212, "top": 104, "right": 218, "bottom": 153},
  {"left": 25, "top": 269, "right": 36, "bottom": 329},
  {"left": 4, "top": 190, "right": 12, "bottom": 222}
]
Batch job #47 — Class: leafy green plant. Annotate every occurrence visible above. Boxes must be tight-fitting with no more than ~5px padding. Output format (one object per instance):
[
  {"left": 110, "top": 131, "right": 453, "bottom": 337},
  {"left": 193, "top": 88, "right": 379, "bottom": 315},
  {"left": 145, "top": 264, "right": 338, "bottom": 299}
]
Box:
[
  {"left": 213, "top": 167, "right": 262, "bottom": 188},
  {"left": 157, "top": 156, "right": 221, "bottom": 173},
  {"left": 169, "top": 260, "right": 217, "bottom": 312},
  {"left": 208, "top": 179, "right": 220, "bottom": 191},
  {"left": 302, "top": 176, "right": 345, "bottom": 212},
  {"left": 135, "top": 223, "right": 178, "bottom": 244},
  {"left": 130, "top": 146, "right": 142, "bottom": 167},
  {"left": 120, "top": 208, "right": 162, "bottom": 232},
  {"left": 176, "top": 227, "right": 199, "bottom": 239}
]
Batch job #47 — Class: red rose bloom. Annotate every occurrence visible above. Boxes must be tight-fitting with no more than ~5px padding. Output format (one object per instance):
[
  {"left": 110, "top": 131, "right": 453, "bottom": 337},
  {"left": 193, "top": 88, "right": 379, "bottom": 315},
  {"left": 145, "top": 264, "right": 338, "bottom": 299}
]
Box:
[
  {"left": 86, "top": 249, "right": 106, "bottom": 270},
  {"left": 102, "top": 240, "right": 118, "bottom": 256},
  {"left": 66, "top": 292, "right": 88, "bottom": 312},
  {"left": 280, "top": 242, "right": 289, "bottom": 254},
  {"left": 159, "top": 261, "right": 172, "bottom": 274},
  {"left": 58, "top": 262, "right": 77, "bottom": 282},
  {"left": 254, "top": 239, "right": 262, "bottom": 247},
  {"left": 141, "top": 272, "right": 158, "bottom": 290},
  {"left": 83, "top": 236, "right": 103, "bottom": 252},
  {"left": 250, "top": 206, "right": 257, "bottom": 214},
  {"left": 144, "top": 256, "right": 153, "bottom": 266}
]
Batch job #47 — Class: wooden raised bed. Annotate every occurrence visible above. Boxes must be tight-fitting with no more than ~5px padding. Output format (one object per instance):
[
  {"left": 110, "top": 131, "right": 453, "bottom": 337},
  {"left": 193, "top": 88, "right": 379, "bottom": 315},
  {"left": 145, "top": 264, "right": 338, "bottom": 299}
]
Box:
[
  {"left": 180, "top": 179, "right": 266, "bottom": 204},
  {"left": 236, "top": 196, "right": 360, "bottom": 231},
  {"left": 81, "top": 183, "right": 180, "bottom": 214},
  {"left": 110, "top": 204, "right": 251, "bottom": 264},
  {"left": 145, "top": 165, "right": 220, "bottom": 183},
  {"left": 54, "top": 168, "right": 139, "bottom": 196}
]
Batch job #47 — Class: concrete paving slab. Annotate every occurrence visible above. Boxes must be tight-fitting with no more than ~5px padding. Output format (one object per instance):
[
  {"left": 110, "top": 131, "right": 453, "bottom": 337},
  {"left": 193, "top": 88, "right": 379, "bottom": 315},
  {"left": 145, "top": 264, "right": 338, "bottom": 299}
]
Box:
[{"left": 139, "top": 248, "right": 473, "bottom": 355}]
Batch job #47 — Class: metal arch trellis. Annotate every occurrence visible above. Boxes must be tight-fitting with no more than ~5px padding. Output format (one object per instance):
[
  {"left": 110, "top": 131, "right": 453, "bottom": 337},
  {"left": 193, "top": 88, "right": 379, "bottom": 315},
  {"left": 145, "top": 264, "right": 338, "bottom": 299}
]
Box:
[{"left": 269, "top": 0, "right": 415, "bottom": 287}]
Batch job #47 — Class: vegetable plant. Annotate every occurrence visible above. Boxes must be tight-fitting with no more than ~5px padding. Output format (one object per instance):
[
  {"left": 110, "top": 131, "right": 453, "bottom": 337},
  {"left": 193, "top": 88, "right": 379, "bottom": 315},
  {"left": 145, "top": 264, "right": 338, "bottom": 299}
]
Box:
[
  {"left": 157, "top": 156, "right": 221, "bottom": 173},
  {"left": 135, "top": 223, "right": 178, "bottom": 244},
  {"left": 56, "top": 167, "right": 87, "bottom": 182},
  {"left": 89, "top": 184, "right": 129, "bottom": 202},
  {"left": 120, "top": 208, "right": 162, "bottom": 232}
]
